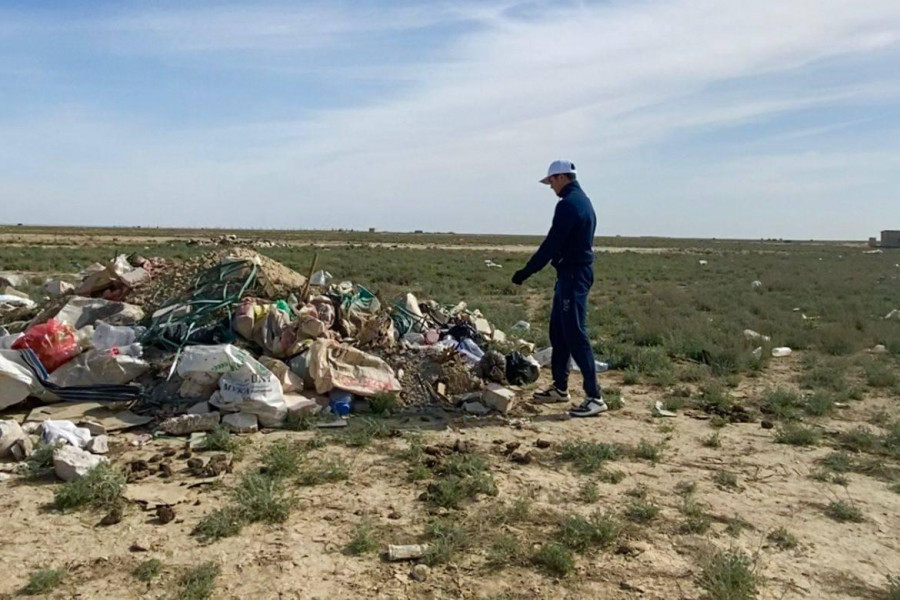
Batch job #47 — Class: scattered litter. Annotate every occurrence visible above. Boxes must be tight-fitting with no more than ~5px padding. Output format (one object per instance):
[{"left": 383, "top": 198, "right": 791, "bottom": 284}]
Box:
[
  {"left": 484, "top": 260, "right": 503, "bottom": 269},
  {"left": 11, "top": 319, "right": 80, "bottom": 372},
  {"left": 743, "top": 329, "right": 770, "bottom": 342},
  {"left": 387, "top": 544, "right": 430, "bottom": 561},
  {"left": 699, "top": 260, "right": 708, "bottom": 266},
  {"left": 752, "top": 347, "right": 763, "bottom": 360},
  {"left": 653, "top": 401, "right": 677, "bottom": 418},
  {"left": 871, "top": 344, "right": 887, "bottom": 354},
  {"left": 511, "top": 321, "right": 531, "bottom": 332},
  {"left": 772, "top": 347, "right": 793, "bottom": 358},
  {"left": 42, "top": 420, "right": 93, "bottom": 449},
  {"left": 885, "top": 309, "right": 899, "bottom": 320},
  {"left": 751, "top": 280, "right": 763, "bottom": 289},
  {"left": 310, "top": 270, "right": 333, "bottom": 286},
  {"left": 0, "top": 294, "right": 36, "bottom": 311}
]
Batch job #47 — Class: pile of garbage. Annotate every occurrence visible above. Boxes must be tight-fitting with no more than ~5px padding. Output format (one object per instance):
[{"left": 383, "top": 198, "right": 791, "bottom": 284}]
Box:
[{"left": 0, "top": 249, "right": 542, "bottom": 477}]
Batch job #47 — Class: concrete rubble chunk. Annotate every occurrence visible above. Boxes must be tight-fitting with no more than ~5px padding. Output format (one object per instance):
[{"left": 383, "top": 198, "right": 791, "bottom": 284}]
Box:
[
  {"left": 283, "top": 393, "right": 320, "bottom": 418},
  {"left": 187, "top": 401, "right": 211, "bottom": 415},
  {"left": 0, "top": 419, "right": 32, "bottom": 460},
  {"left": 222, "top": 412, "right": 258, "bottom": 434},
  {"left": 482, "top": 383, "right": 517, "bottom": 415},
  {"left": 53, "top": 444, "right": 108, "bottom": 481},
  {"left": 87, "top": 435, "right": 109, "bottom": 455},
  {"left": 159, "top": 412, "right": 221, "bottom": 435}
]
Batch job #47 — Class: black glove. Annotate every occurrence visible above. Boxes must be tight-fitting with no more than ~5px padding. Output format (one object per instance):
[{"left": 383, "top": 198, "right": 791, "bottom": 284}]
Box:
[{"left": 512, "top": 269, "right": 528, "bottom": 285}]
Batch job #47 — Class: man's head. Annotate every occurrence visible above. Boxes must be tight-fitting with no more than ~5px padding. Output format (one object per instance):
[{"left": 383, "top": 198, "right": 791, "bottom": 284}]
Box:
[{"left": 540, "top": 160, "right": 577, "bottom": 196}]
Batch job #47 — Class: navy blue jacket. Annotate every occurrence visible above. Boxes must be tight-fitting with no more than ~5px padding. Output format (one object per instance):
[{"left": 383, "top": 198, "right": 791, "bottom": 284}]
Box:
[{"left": 521, "top": 180, "right": 596, "bottom": 277}]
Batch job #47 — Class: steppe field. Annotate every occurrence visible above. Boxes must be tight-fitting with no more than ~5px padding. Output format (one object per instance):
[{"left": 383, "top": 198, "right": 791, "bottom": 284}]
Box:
[{"left": 1, "top": 226, "right": 899, "bottom": 600}]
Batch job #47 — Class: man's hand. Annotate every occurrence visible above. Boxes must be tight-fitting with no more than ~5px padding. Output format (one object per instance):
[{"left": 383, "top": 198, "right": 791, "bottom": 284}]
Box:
[{"left": 512, "top": 269, "right": 528, "bottom": 285}]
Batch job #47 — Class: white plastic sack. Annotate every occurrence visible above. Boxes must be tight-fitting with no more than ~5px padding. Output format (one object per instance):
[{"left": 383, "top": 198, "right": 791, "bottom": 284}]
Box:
[
  {"left": 311, "top": 270, "right": 333, "bottom": 286},
  {"left": 0, "top": 350, "right": 41, "bottom": 410},
  {"left": 0, "top": 294, "right": 36, "bottom": 309},
  {"left": 42, "top": 419, "right": 92, "bottom": 449},
  {"left": 178, "top": 344, "right": 286, "bottom": 427}
]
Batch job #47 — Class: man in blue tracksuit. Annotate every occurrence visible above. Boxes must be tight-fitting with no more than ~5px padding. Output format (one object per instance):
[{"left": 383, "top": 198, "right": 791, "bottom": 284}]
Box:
[{"left": 512, "top": 160, "right": 607, "bottom": 417}]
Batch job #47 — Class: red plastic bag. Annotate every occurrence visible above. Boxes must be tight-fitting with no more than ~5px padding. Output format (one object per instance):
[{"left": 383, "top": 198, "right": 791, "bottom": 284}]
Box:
[{"left": 12, "top": 318, "right": 80, "bottom": 373}]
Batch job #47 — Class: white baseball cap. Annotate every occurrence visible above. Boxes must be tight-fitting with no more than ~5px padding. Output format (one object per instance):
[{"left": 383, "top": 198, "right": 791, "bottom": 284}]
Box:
[{"left": 540, "top": 159, "right": 577, "bottom": 184}]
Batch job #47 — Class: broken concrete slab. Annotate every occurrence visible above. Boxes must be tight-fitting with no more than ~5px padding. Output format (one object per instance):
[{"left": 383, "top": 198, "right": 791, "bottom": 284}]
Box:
[
  {"left": 187, "top": 401, "right": 211, "bottom": 415},
  {"left": 27, "top": 402, "right": 153, "bottom": 432},
  {"left": 78, "top": 420, "right": 106, "bottom": 436},
  {"left": 482, "top": 383, "right": 517, "bottom": 415},
  {"left": 222, "top": 412, "right": 258, "bottom": 434},
  {"left": 283, "top": 393, "right": 320, "bottom": 418},
  {"left": 53, "top": 444, "right": 108, "bottom": 481},
  {"left": 463, "top": 400, "right": 491, "bottom": 416},
  {"left": 159, "top": 412, "right": 221, "bottom": 435}
]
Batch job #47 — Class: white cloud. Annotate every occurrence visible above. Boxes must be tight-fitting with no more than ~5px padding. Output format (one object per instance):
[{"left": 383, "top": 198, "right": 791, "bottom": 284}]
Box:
[{"left": 1, "top": 0, "right": 899, "bottom": 237}]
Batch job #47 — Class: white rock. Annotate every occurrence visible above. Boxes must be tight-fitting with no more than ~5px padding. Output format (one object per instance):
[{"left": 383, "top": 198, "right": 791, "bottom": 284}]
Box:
[
  {"left": 159, "top": 412, "right": 221, "bottom": 435},
  {"left": 872, "top": 344, "right": 888, "bottom": 354},
  {"left": 0, "top": 420, "right": 27, "bottom": 458},
  {"left": 772, "top": 347, "right": 793, "bottom": 358},
  {"left": 482, "top": 384, "right": 517, "bottom": 415},
  {"left": 222, "top": 412, "right": 258, "bottom": 434},
  {"left": 87, "top": 435, "right": 109, "bottom": 454},
  {"left": 411, "top": 564, "right": 430, "bottom": 582},
  {"left": 53, "top": 444, "right": 108, "bottom": 481},
  {"left": 21, "top": 421, "right": 42, "bottom": 435}
]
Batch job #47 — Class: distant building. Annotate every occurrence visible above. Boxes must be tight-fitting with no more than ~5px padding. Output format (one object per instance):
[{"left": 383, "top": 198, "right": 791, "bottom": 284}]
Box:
[{"left": 882, "top": 230, "right": 900, "bottom": 248}]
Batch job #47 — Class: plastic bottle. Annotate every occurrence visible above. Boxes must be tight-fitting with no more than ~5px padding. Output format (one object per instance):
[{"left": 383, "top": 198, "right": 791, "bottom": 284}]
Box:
[
  {"left": 329, "top": 390, "right": 353, "bottom": 418},
  {"left": 93, "top": 322, "right": 145, "bottom": 350}
]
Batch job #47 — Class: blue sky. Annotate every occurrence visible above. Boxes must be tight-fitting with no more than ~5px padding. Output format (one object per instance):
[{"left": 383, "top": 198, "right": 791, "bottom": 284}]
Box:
[{"left": 1, "top": 0, "right": 899, "bottom": 239}]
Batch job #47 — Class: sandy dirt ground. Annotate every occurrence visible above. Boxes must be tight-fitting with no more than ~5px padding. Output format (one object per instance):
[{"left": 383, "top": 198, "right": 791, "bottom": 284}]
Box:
[{"left": 1, "top": 354, "right": 897, "bottom": 599}]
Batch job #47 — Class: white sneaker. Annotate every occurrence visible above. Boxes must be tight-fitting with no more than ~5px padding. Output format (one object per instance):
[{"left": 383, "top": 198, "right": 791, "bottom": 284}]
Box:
[
  {"left": 569, "top": 398, "right": 608, "bottom": 418},
  {"left": 532, "top": 387, "right": 570, "bottom": 404}
]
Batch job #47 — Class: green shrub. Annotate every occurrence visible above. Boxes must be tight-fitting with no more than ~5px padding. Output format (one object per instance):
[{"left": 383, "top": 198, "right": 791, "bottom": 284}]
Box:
[{"left": 699, "top": 550, "right": 759, "bottom": 600}]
